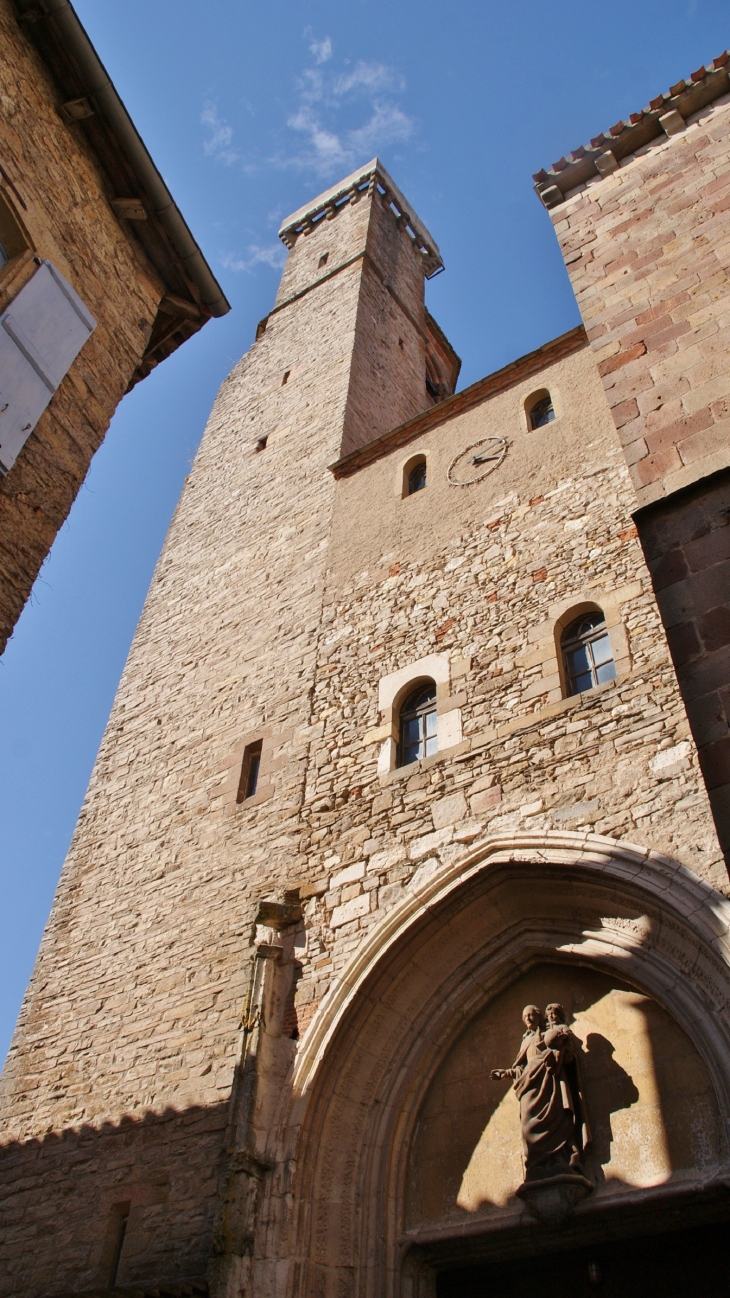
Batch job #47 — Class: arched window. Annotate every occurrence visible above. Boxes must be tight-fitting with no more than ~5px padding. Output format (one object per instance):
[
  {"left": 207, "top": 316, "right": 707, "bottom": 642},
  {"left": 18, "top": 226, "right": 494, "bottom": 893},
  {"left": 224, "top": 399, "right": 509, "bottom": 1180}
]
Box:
[
  {"left": 401, "top": 454, "right": 428, "bottom": 497},
  {"left": 529, "top": 393, "right": 555, "bottom": 429},
  {"left": 561, "top": 612, "right": 616, "bottom": 695},
  {"left": 407, "top": 458, "right": 427, "bottom": 494},
  {"left": 399, "top": 682, "right": 437, "bottom": 766}
]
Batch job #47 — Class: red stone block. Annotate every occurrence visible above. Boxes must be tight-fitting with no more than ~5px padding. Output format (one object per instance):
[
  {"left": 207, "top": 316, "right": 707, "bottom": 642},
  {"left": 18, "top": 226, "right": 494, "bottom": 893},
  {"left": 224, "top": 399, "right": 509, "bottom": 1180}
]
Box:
[
  {"left": 634, "top": 445, "right": 683, "bottom": 487},
  {"left": 598, "top": 342, "right": 647, "bottom": 377},
  {"left": 644, "top": 320, "right": 692, "bottom": 352},
  {"left": 622, "top": 315, "right": 673, "bottom": 347},
  {"left": 701, "top": 171, "right": 730, "bottom": 197},
  {"left": 645, "top": 407, "right": 712, "bottom": 455},
  {"left": 612, "top": 397, "right": 640, "bottom": 428}
]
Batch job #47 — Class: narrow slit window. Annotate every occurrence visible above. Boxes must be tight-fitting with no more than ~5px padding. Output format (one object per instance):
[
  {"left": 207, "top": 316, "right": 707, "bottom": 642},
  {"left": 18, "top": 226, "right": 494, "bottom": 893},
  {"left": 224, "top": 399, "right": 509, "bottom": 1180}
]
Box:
[
  {"left": 561, "top": 612, "right": 616, "bottom": 696},
  {"left": 398, "top": 683, "right": 437, "bottom": 767},
  {"left": 110, "top": 1207, "right": 130, "bottom": 1287},
  {"left": 318, "top": 252, "right": 329, "bottom": 268},
  {"left": 282, "top": 370, "right": 290, "bottom": 385},
  {"left": 237, "top": 741, "right": 262, "bottom": 802}
]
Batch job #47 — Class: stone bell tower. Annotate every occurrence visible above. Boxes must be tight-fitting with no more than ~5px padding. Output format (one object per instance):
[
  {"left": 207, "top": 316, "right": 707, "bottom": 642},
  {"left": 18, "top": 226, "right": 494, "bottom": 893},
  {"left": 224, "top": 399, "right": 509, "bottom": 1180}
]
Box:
[{"left": 0, "top": 162, "right": 457, "bottom": 1296}]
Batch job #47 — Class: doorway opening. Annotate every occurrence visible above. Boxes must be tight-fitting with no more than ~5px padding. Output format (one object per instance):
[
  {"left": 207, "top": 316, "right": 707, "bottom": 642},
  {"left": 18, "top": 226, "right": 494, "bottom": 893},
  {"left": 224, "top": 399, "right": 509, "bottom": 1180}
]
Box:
[{"left": 436, "top": 1215, "right": 730, "bottom": 1298}]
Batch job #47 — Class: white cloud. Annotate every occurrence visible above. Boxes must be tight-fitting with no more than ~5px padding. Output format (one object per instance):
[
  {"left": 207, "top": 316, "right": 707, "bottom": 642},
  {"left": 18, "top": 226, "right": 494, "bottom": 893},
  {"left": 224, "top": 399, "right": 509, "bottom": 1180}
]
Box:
[
  {"left": 286, "top": 103, "right": 349, "bottom": 173},
  {"left": 348, "top": 101, "right": 414, "bottom": 154},
  {"left": 308, "top": 35, "right": 332, "bottom": 65},
  {"left": 277, "top": 49, "right": 415, "bottom": 177},
  {"left": 201, "top": 41, "right": 416, "bottom": 186},
  {"left": 333, "top": 62, "right": 403, "bottom": 97},
  {"left": 201, "top": 102, "right": 239, "bottom": 166},
  {"left": 221, "top": 244, "right": 287, "bottom": 274}
]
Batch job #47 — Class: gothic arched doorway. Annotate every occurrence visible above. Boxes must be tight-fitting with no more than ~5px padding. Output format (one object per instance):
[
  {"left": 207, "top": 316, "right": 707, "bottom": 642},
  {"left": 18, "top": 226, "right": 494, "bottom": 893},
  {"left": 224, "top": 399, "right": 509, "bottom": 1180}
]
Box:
[{"left": 254, "top": 832, "right": 730, "bottom": 1298}]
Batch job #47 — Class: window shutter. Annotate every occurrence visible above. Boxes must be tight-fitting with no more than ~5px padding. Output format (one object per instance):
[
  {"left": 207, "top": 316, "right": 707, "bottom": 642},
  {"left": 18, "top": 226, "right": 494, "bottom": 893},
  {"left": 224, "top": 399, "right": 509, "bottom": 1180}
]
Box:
[{"left": 0, "top": 261, "right": 96, "bottom": 474}]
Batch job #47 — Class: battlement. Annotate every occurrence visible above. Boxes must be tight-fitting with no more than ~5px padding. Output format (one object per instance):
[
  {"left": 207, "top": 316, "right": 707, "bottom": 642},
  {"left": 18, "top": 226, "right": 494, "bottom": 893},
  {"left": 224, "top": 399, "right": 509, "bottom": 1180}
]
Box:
[{"left": 277, "top": 157, "right": 443, "bottom": 278}]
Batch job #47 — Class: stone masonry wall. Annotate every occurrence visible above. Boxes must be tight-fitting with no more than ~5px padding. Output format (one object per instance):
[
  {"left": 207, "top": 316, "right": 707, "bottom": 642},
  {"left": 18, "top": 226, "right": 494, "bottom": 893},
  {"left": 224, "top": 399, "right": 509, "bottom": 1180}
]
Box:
[
  {"left": 0, "top": 186, "right": 438, "bottom": 1297},
  {"left": 0, "top": 0, "right": 165, "bottom": 654},
  {"left": 546, "top": 89, "right": 730, "bottom": 863},
  {"left": 549, "top": 92, "right": 730, "bottom": 509},
  {"left": 280, "top": 341, "right": 723, "bottom": 1051},
  {"left": 0, "top": 160, "right": 724, "bottom": 1297}
]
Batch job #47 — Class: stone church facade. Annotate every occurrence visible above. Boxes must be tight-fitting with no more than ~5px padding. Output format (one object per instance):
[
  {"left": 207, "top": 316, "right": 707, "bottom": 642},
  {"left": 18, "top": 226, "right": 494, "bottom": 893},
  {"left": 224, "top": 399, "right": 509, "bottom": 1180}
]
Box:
[{"left": 3, "top": 58, "right": 730, "bottom": 1298}]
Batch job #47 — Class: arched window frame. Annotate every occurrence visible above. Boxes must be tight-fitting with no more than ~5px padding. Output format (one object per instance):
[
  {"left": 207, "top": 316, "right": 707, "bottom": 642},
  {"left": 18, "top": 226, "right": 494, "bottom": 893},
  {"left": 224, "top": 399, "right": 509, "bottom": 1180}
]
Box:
[
  {"left": 399, "top": 451, "right": 430, "bottom": 499},
  {"left": 373, "top": 653, "right": 465, "bottom": 775},
  {"left": 517, "top": 591, "right": 632, "bottom": 706},
  {"left": 548, "top": 598, "right": 631, "bottom": 702},
  {"left": 560, "top": 610, "right": 617, "bottom": 696},
  {"left": 522, "top": 386, "right": 562, "bottom": 433},
  {"left": 397, "top": 680, "right": 438, "bottom": 767}
]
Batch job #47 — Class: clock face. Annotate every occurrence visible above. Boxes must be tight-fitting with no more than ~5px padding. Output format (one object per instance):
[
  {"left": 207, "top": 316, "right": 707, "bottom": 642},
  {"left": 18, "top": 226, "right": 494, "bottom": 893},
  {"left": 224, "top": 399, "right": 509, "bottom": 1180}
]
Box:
[{"left": 447, "top": 436, "right": 508, "bottom": 486}]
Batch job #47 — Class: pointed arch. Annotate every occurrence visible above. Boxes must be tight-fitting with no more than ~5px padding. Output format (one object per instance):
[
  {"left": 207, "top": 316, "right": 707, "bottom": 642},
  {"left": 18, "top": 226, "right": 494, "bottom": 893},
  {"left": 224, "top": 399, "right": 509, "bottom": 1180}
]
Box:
[{"left": 255, "top": 832, "right": 730, "bottom": 1298}]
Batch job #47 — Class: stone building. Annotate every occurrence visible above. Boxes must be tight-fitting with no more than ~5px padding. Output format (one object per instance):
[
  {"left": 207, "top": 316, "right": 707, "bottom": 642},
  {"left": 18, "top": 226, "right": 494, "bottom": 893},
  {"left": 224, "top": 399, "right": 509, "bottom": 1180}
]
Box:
[
  {"left": 3, "top": 64, "right": 730, "bottom": 1298},
  {"left": 0, "top": 0, "right": 229, "bottom": 654},
  {"left": 535, "top": 52, "right": 730, "bottom": 869}
]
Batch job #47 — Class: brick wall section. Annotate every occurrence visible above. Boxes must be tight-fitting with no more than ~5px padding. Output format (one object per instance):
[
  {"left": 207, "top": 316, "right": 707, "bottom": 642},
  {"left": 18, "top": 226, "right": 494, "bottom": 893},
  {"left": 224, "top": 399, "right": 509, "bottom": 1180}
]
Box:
[
  {"left": 546, "top": 91, "right": 730, "bottom": 865},
  {"left": 0, "top": 0, "right": 166, "bottom": 653}
]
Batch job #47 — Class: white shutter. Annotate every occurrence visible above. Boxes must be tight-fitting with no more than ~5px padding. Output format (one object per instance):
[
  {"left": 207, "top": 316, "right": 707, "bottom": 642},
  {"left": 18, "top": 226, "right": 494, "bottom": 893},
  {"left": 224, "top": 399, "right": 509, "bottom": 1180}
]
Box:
[{"left": 0, "top": 261, "right": 96, "bottom": 474}]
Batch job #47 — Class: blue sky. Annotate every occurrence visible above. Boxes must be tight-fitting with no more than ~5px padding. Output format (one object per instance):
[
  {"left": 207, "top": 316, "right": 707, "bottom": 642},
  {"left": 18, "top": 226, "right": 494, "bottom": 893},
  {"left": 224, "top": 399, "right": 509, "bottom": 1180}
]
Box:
[{"left": 1, "top": 0, "right": 728, "bottom": 1061}]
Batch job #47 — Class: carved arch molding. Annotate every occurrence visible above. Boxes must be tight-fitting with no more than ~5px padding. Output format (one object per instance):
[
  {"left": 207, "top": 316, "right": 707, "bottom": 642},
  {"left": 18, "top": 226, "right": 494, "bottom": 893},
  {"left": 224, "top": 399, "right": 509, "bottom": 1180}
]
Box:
[{"left": 254, "top": 833, "right": 730, "bottom": 1298}]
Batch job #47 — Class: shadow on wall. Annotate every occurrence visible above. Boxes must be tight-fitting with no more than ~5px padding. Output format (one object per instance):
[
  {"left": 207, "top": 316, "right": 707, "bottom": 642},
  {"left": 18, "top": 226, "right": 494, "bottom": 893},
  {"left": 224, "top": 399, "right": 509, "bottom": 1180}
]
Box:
[
  {"left": 405, "top": 963, "right": 726, "bottom": 1227},
  {"left": 0, "top": 1101, "right": 230, "bottom": 1297},
  {"left": 579, "top": 1031, "right": 639, "bottom": 1176}
]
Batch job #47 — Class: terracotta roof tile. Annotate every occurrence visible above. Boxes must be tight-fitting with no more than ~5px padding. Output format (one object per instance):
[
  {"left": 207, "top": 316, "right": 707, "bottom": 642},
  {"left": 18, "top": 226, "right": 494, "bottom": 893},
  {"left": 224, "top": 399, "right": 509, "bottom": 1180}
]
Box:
[{"left": 534, "top": 54, "right": 730, "bottom": 209}]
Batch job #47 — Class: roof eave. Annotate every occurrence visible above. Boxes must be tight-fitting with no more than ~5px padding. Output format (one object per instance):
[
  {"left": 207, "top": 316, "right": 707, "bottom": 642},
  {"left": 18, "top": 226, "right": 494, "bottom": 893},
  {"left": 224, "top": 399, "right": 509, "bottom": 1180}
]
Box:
[
  {"left": 12, "top": 0, "right": 230, "bottom": 343},
  {"left": 534, "top": 55, "right": 730, "bottom": 210}
]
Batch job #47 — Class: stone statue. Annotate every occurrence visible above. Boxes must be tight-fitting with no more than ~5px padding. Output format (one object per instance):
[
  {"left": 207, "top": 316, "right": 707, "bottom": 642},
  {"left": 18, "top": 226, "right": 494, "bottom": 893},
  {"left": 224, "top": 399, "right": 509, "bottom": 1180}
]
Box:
[{"left": 491, "top": 1002, "right": 591, "bottom": 1183}]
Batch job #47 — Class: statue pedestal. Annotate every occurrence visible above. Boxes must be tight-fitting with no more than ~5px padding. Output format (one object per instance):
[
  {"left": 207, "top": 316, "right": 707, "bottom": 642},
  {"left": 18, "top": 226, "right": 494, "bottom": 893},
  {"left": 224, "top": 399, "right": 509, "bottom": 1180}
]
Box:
[{"left": 516, "top": 1173, "right": 593, "bottom": 1226}]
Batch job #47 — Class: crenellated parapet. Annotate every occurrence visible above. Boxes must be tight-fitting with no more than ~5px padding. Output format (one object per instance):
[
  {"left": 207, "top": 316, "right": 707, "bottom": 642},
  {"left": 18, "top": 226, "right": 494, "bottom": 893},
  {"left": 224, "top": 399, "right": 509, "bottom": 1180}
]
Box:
[{"left": 277, "top": 156, "right": 443, "bottom": 278}]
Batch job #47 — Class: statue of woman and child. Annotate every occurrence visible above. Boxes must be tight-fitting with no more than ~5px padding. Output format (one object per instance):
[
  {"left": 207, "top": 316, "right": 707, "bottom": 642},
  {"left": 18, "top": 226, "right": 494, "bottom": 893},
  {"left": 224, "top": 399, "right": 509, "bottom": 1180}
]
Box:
[{"left": 491, "top": 1002, "right": 591, "bottom": 1185}]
